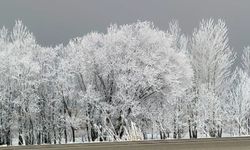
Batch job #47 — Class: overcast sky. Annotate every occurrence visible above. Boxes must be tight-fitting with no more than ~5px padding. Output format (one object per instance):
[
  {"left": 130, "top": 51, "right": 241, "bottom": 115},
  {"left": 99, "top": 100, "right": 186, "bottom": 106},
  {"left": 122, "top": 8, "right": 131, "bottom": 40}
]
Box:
[{"left": 0, "top": 0, "right": 249, "bottom": 52}]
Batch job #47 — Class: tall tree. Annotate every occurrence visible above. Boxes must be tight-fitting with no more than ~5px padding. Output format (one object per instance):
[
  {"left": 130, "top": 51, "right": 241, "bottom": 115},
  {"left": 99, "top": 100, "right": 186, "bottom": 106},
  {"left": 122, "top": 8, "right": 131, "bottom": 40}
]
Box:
[{"left": 190, "top": 19, "right": 235, "bottom": 137}]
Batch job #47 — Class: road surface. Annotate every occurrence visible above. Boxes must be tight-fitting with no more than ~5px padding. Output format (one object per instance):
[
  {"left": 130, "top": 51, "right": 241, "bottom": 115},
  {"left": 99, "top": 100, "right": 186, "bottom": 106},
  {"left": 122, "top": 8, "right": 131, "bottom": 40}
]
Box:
[{"left": 1, "top": 137, "right": 250, "bottom": 150}]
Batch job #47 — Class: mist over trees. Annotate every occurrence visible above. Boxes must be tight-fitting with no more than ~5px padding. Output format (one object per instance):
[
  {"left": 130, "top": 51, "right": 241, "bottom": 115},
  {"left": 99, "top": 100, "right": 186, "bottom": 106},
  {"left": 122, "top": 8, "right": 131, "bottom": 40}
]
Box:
[{"left": 0, "top": 19, "right": 249, "bottom": 145}]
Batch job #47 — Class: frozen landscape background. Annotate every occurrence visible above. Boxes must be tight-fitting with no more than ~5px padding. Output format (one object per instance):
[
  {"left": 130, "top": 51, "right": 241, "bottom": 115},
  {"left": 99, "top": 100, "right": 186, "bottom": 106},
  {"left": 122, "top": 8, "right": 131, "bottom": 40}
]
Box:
[{"left": 0, "top": 0, "right": 250, "bottom": 146}]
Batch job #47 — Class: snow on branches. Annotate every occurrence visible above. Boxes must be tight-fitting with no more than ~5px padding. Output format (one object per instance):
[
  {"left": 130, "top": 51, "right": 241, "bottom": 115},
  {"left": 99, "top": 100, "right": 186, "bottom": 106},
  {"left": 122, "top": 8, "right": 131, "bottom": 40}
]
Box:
[{"left": 0, "top": 19, "right": 247, "bottom": 145}]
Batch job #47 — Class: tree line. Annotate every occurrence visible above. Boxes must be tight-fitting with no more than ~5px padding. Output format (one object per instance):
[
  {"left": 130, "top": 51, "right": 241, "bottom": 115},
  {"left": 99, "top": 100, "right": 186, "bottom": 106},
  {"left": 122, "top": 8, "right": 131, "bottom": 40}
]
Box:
[{"left": 0, "top": 19, "right": 249, "bottom": 145}]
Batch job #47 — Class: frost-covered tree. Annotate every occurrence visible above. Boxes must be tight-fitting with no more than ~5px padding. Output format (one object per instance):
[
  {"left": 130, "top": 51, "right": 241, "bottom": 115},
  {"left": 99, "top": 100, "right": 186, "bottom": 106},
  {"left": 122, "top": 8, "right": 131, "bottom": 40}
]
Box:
[
  {"left": 58, "top": 21, "right": 193, "bottom": 141},
  {"left": 226, "top": 68, "right": 250, "bottom": 136},
  {"left": 166, "top": 21, "right": 193, "bottom": 139},
  {"left": 0, "top": 20, "right": 40, "bottom": 145},
  {"left": 190, "top": 19, "right": 235, "bottom": 138},
  {"left": 102, "top": 21, "right": 192, "bottom": 140},
  {"left": 242, "top": 47, "right": 250, "bottom": 75},
  {"left": 226, "top": 46, "right": 250, "bottom": 136}
]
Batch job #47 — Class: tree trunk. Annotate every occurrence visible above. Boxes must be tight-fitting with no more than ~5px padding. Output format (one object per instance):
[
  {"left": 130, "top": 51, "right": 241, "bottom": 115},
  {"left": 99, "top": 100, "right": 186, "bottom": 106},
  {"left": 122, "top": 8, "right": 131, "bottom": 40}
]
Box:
[
  {"left": 173, "top": 119, "right": 177, "bottom": 139},
  {"left": 18, "top": 130, "right": 23, "bottom": 145},
  {"left": 64, "top": 126, "right": 67, "bottom": 144},
  {"left": 53, "top": 128, "right": 57, "bottom": 144},
  {"left": 218, "top": 128, "right": 222, "bottom": 138},
  {"left": 239, "top": 124, "right": 241, "bottom": 136},
  {"left": 37, "top": 132, "right": 41, "bottom": 145},
  {"left": 86, "top": 120, "right": 91, "bottom": 142},
  {"left": 151, "top": 127, "right": 154, "bottom": 139},
  {"left": 160, "top": 131, "right": 163, "bottom": 139},
  {"left": 189, "top": 119, "right": 197, "bottom": 139},
  {"left": 189, "top": 124, "right": 192, "bottom": 138},
  {"left": 6, "top": 128, "right": 11, "bottom": 145},
  {"left": 248, "top": 118, "right": 250, "bottom": 135},
  {"left": 143, "top": 132, "right": 147, "bottom": 140},
  {"left": 71, "top": 126, "right": 75, "bottom": 142},
  {"left": 192, "top": 126, "right": 197, "bottom": 138}
]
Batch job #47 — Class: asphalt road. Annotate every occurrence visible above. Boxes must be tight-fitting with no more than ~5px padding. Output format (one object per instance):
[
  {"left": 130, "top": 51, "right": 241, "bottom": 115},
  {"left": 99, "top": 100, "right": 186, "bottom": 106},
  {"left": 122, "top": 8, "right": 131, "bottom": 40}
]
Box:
[{"left": 2, "top": 137, "right": 250, "bottom": 150}]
